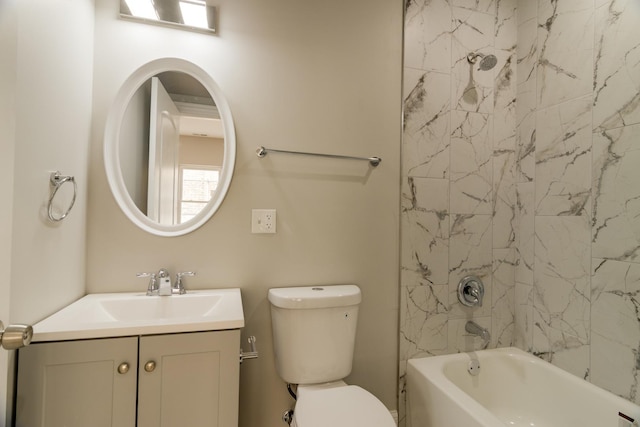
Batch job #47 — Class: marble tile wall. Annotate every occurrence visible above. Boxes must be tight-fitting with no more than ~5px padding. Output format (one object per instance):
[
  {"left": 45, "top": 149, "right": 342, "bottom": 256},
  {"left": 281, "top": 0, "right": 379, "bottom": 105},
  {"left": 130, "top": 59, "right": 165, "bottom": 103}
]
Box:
[
  {"left": 400, "top": 0, "right": 516, "bottom": 424},
  {"left": 402, "top": 0, "right": 640, "bottom": 422},
  {"left": 514, "top": 0, "right": 640, "bottom": 404}
]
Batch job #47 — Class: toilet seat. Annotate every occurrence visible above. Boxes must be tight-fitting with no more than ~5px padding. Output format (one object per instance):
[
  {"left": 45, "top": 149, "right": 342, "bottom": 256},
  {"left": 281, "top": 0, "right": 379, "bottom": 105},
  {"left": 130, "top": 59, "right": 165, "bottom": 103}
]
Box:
[{"left": 292, "top": 383, "right": 395, "bottom": 427}]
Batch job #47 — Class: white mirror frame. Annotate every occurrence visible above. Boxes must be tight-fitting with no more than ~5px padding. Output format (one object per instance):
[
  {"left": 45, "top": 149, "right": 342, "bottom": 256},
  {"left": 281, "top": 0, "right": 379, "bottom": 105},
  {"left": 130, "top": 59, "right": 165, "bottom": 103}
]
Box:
[{"left": 104, "top": 58, "right": 236, "bottom": 237}]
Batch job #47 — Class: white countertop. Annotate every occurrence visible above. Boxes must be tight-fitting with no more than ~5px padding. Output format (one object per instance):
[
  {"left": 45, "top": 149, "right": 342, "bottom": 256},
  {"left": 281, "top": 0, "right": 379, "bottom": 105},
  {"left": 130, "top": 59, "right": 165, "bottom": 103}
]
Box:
[{"left": 32, "top": 288, "right": 245, "bottom": 342}]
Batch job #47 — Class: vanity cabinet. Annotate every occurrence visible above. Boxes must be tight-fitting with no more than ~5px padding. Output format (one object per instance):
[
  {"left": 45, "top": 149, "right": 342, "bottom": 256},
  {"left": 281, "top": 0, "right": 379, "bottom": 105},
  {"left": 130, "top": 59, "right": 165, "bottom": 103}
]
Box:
[
  {"left": 15, "top": 330, "right": 240, "bottom": 427},
  {"left": 15, "top": 336, "right": 138, "bottom": 427},
  {"left": 137, "top": 330, "right": 240, "bottom": 427}
]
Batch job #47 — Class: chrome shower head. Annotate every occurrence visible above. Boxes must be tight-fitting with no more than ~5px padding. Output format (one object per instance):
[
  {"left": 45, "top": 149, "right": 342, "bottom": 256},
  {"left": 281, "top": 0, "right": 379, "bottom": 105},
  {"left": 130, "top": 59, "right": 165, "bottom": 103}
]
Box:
[
  {"left": 479, "top": 54, "right": 497, "bottom": 70},
  {"left": 467, "top": 52, "right": 498, "bottom": 71}
]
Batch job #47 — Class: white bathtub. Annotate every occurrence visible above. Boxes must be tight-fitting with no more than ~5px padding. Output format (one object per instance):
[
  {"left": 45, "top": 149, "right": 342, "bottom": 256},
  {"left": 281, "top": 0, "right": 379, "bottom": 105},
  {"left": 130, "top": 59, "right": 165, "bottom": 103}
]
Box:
[{"left": 407, "top": 347, "right": 640, "bottom": 427}]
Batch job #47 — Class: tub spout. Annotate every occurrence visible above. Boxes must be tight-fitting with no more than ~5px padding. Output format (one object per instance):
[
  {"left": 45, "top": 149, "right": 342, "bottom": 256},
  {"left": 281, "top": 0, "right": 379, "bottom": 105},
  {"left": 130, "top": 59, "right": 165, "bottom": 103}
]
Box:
[{"left": 465, "top": 321, "right": 490, "bottom": 349}]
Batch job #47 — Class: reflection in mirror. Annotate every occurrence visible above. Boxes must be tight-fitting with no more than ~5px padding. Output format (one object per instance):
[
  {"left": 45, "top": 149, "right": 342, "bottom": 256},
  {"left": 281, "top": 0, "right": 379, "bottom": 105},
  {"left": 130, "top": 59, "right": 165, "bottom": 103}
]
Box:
[
  {"left": 120, "top": 71, "right": 224, "bottom": 226},
  {"left": 104, "top": 58, "right": 236, "bottom": 237}
]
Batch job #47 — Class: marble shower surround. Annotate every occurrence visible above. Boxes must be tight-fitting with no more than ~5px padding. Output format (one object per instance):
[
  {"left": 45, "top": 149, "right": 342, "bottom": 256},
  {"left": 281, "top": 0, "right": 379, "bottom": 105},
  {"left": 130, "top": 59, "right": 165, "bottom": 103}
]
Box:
[
  {"left": 401, "top": 0, "right": 516, "bottom": 424},
  {"left": 401, "top": 0, "right": 640, "bottom": 424},
  {"left": 515, "top": 0, "right": 640, "bottom": 402}
]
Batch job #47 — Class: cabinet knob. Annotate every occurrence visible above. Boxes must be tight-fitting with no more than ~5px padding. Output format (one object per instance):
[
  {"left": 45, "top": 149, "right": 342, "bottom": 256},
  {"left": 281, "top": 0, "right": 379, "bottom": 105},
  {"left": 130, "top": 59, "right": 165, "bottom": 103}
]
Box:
[
  {"left": 117, "top": 362, "right": 129, "bottom": 374},
  {"left": 144, "top": 361, "right": 156, "bottom": 372}
]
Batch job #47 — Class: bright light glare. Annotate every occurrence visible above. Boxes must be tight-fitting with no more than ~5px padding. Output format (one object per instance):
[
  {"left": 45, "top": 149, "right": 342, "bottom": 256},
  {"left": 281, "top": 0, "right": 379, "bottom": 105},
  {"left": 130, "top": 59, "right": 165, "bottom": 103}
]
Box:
[
  {"left": 125, "top": 0, "right": 158, "bottom": 20},
  {"left": 179, "top": 1, "right": 209, "bottom": 29}
]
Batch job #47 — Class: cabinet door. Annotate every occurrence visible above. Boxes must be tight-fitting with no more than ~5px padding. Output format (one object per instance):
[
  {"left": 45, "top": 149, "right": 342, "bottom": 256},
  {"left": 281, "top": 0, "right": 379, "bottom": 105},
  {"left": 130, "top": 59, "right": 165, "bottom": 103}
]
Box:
[
  {"left": 15, "top": 337, "right": 138, "bottom": 427},
  {"left": 137, "top": 330, "right": 240, "bottom": 427}
]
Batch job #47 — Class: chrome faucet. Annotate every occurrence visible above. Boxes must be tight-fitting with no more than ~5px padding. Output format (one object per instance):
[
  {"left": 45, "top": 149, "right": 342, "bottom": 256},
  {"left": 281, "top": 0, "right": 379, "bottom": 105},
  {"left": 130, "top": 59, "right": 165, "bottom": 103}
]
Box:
[
  {"left": 157, "top": 268, "right": 171, "bottom": 296},
  {"left": 465, "top": 321, "right": 490, "bottom": 349},
  {"left": 173, "top": 271, "right": 196, "bottom": 295},
  {"left": 137, "top": 268, "right": 171, "bottom": 296},
  {"left": 137, "top": 269, "right": 195, "bottom": 296},
  {"left": 137, "top": 271, "right": 158, "bottom": 295}
]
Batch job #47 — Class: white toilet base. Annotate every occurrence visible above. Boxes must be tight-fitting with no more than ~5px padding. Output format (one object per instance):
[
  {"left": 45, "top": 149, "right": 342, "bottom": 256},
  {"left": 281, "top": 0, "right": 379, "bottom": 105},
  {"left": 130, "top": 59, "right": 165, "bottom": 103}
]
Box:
[{"left": 290, "top": 381, "right": 395, "bottom": 427}]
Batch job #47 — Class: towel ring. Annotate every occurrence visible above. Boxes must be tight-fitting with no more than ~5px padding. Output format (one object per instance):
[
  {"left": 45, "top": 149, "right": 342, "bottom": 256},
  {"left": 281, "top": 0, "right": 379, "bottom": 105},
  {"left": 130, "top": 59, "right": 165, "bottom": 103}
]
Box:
[{"left": 47, "top": 171, "right": 77, "bottom": 222}]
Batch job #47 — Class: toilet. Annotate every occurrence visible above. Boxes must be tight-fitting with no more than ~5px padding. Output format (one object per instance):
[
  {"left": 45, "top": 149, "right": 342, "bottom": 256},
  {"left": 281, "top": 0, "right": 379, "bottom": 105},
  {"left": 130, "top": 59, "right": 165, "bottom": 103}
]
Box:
[{"left": 268, "top": 284, "right": 395, "bottom": 427}]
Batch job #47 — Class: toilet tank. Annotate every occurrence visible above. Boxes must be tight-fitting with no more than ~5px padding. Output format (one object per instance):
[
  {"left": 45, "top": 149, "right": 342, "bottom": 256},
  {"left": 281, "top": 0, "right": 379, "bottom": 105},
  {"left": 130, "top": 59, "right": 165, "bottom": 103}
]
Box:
[{"left": 268, "top": 285, "right": 361, "bottom": 384}]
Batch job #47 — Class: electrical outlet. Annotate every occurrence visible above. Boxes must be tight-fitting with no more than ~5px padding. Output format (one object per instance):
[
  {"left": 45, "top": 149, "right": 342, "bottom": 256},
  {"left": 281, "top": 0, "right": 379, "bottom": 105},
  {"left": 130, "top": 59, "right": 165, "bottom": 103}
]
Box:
[{"left": 251, "top": 209, "right": 276, "bottom": 234}]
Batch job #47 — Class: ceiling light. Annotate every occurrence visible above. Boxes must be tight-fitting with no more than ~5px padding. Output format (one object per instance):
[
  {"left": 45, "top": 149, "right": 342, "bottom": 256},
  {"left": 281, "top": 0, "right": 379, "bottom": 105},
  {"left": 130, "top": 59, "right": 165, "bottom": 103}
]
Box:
[
  {"left": 124, "top": 0, "right": 158, "bottom": 20},
  {"left": 179, "top": 1, "right": 209, "bottom": 29},
  {"left": 120, "top": 0, "right": 216, "bottom": 35}
]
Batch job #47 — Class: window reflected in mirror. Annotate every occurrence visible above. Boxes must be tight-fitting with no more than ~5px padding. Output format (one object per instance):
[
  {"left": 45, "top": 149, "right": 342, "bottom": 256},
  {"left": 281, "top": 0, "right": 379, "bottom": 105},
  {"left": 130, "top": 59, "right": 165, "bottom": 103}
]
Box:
[{"left": 179, "top": 167, "right": 220, "bottom": 223}]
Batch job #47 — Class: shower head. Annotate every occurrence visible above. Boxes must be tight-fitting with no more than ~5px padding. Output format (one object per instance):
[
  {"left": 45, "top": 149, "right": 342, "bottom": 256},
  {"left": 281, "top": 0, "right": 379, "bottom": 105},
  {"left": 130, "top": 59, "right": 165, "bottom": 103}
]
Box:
[
  {"left": 479, "top": 54, "right": 498, "bottom": 70},
  {"left": 467, "top": 52, "right": 498, "bottom": 71}
]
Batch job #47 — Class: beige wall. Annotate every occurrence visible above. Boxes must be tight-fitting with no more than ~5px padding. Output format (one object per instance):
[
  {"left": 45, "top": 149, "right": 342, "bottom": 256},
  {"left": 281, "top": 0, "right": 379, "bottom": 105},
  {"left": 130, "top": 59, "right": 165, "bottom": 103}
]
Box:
[
  {"left": 0, "top": 1, "right": 17, "bottom": 422},
  {"left": 179, "top": 136, "right": 223, "bottom": 167},
  {"left": 0, "top": 0, "right": 94, "bottom": 421},
  {"left": 87, "top": 1, "right": 402, "bottom": 426},
  {"left": 8, "top": 0, "right": 93, "bottom": 325}
]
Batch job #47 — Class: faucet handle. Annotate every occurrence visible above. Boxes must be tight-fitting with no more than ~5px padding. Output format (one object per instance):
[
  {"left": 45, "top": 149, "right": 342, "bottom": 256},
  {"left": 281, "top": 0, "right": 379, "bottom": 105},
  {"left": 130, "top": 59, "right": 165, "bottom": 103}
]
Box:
[
  {"left": 137, "top": 272, "right": 158, "bottom": 295},
  {"left": 457, "top": 276, "right": 484, "bottom": 307},
  {"left": 173, "top": 271, "right": 196, "bottom": 294}
]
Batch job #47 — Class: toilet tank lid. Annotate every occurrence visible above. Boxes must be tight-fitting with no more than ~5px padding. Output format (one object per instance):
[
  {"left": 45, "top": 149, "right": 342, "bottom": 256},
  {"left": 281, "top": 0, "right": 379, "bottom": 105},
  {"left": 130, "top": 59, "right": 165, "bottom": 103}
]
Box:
[{"left": 268, "top": 285, "right": 361, "bottom": 309}]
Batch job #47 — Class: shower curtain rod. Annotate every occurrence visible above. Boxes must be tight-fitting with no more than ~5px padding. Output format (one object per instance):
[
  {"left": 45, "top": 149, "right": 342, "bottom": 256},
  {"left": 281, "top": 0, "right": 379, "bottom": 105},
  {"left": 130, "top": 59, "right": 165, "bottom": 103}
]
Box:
[{"left": 256, "top": 146, "right": 382, "bottom": 167}]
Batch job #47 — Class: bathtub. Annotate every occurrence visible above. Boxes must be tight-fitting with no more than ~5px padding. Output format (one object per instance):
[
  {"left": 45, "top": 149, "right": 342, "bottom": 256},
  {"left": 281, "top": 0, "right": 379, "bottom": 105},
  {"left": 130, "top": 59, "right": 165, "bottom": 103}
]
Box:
[{"left": 407, "top": 347, "right": 640, "bottom": 427}]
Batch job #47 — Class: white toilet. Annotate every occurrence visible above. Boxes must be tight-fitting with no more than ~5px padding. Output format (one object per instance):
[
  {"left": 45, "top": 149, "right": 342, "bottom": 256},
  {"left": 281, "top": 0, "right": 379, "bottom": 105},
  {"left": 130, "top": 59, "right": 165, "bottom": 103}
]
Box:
[{"left": 268, "top": 284, "right": 395, "bottom": 427}]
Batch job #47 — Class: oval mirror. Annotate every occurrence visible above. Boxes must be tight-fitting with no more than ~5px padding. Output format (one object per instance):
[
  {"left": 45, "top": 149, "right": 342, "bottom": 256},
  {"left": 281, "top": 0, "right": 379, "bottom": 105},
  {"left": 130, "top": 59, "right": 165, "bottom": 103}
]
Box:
[{"left": 104, "top": 58, "right": 235, "bottom": 237}]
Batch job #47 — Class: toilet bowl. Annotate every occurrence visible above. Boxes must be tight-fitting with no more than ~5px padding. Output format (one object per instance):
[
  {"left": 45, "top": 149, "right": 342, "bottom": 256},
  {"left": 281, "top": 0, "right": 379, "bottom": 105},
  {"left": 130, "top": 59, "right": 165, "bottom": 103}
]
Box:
[
  {"left": 268, "top": 285, "right": 395, "bottom": 427},
  {"left": 291, "top": 381, "right": 395, "bottom": 427}
]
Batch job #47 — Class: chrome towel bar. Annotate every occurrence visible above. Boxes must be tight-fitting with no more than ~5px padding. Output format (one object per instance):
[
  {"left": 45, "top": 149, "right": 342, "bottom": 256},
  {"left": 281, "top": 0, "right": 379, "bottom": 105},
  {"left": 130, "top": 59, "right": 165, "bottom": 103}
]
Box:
[{"left": 256, "top": 146, "right": 382, "bottom": 167}]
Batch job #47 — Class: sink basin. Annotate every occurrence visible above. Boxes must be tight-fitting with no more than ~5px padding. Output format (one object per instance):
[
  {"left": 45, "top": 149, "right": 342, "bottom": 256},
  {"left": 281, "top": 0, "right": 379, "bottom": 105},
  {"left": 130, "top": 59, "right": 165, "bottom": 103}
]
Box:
[
  {"left": 32, "top": 289, "right": 244, "bottom": 342},
  {"left": 99, "top": 294, "right": 222, "bottom": 322}
]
